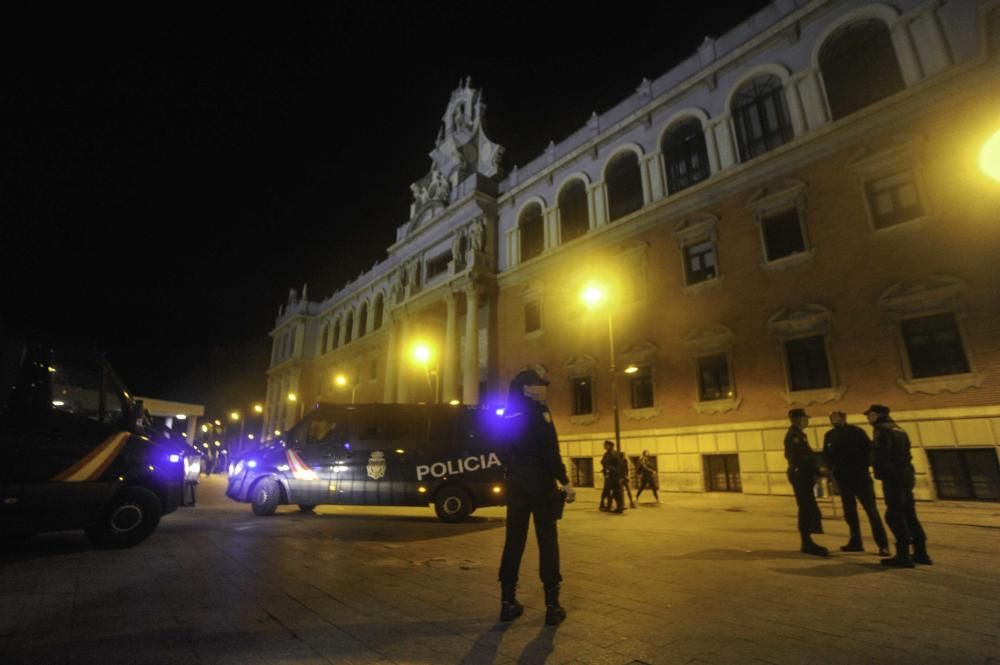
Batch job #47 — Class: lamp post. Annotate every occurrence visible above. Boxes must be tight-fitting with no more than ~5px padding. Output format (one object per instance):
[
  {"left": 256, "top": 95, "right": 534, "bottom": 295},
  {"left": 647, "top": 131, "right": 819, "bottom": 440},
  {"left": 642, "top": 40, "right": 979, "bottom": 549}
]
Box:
[
  {"left": 410, "top": 341, "right": 439, "bottom": 404},
  {"left": 230, "top": 410, "right": 243, "bottom": 455},
  {"left": 287, "top": 392, "right": 304, "bottom": 422},
  {"left": 253, "top": 403, "right": 264, "bottom": 446},
  {"left": 581, "top": 283, "right": 622, "bottom": 452},
  {"left": 334, "top": 372, "right": 358, "bottom": 404}
]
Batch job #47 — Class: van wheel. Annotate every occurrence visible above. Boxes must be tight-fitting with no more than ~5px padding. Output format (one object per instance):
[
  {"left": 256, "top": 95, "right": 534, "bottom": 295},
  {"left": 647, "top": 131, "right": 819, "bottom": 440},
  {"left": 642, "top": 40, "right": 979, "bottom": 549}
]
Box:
[
  {"left": 86, "top": 487, "right": 162, "bottom": 549},
  {"left": 434, "top": 486, "right": 473, "bottom": 523},
  {"left": 297, "top": 504, "right": 316, "bottom": 513},
  {"left": 251, "top": 478, "right": 281, "bottom": 516}
]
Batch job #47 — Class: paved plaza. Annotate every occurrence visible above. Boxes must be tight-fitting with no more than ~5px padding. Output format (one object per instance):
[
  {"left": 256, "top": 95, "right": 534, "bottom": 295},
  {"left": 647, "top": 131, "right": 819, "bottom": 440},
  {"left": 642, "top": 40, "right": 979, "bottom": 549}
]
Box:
[{"left": 2, "top": 475, "right": 999, "bottom": 665}]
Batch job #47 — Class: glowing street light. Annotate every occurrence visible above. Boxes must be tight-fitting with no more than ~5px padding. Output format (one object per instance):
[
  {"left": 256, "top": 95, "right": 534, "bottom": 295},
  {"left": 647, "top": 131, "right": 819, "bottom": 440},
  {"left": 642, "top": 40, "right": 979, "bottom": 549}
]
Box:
[
  {"left": 253, "top": 403, "right": 263, "bottom": 414},
  {"left": 410, "top": 341, "right": 439, "bottom": 403},
  {"left": 981, "top": 126, "right": 1000, "bottom": 182},
  {"left": 334, "top": 372, "right": 357, "bottom": 403},
  {"left": 581, "top": 280, "right": 623, "bottom": 452},
  {"left": 230, "top": 411, "right": 240, "bottom": 422}
]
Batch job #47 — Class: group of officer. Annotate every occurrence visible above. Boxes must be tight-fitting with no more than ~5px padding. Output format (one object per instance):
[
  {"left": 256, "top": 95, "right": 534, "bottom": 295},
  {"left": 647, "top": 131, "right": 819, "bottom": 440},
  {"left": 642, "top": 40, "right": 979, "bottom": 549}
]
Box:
[
  {"left": 497, "top": 367, "right": 935, "bottom": 628},
  {"left": 785, "top": 404, "right": 931, "bottom": 567}
]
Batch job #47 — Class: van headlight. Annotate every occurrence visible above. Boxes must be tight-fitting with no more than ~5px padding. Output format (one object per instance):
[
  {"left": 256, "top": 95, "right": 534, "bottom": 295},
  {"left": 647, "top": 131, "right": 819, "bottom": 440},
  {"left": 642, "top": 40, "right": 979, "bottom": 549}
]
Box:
[{"left": 233, "top": 460, "right": 246, "bottom": 475}]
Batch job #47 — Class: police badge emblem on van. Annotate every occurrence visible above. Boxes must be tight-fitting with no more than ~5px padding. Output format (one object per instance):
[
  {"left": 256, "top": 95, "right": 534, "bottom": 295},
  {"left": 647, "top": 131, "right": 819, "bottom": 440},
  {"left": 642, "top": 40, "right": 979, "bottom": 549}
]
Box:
[{"left": 367, "top": 451, "right": 386, "bottom": 480}]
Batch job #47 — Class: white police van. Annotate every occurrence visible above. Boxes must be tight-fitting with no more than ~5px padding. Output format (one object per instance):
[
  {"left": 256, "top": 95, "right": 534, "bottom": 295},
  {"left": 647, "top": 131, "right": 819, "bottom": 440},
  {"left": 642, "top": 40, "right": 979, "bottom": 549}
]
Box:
[{"left": 225, "top": 403, "right": 507, "bottom": 522}]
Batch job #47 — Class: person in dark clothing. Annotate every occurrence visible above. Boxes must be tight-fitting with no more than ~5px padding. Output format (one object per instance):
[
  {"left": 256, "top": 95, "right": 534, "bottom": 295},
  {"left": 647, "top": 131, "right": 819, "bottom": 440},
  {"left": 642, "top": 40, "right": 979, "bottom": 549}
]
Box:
[
  {"left": 866, "top": 404, "right": 931, "bottom": 568},
  {"left": 619, "top": 451, "right": 637, "bottom": 509},
  {"left": 635, "top": 450, "right": 659, "bottom": 503},
  {"left": 498, "top": 367, "right": 576, "bottom": 625},
  {"left": 823, "top": 411, "right": 890, "bottom": 556},
  {"left": 599, "top": 440, "right": 625, "bottom": 513},
  {"left": 784, "top": 408, "right": 827, "bottom": 556}
]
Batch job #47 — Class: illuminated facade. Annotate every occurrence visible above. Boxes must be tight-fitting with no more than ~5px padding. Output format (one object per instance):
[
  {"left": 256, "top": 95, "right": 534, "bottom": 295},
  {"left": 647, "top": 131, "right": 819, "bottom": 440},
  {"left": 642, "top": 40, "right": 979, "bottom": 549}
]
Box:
[{"left": 265, "top": 0, "right": 1000, "bottom": 501}]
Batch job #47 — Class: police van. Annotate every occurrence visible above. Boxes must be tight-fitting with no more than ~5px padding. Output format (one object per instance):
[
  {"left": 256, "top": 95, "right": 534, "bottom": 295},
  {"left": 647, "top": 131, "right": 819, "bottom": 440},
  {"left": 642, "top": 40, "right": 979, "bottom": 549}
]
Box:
[
  {"left": 226, "top": 403, "right": 507, "bottom": 522},
  {"left": 0, "top": 334, "right": 189, "bottom": 548}
]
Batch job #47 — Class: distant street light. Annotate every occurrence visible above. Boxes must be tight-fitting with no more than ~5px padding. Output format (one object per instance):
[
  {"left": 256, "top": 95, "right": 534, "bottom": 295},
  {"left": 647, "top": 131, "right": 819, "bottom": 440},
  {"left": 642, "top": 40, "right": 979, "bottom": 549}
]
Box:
[{"left": 334, "top": 372, "right": 358, "bottom": 404}]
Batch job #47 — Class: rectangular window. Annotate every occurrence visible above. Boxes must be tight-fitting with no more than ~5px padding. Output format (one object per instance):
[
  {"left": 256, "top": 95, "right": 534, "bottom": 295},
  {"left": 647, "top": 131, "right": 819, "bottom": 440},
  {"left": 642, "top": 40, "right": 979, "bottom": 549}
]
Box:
[
  {"left": 570, "top": 377, "right": 593, "bottom": 416},
  {"left": 784, "top": 335, "right": 832, "bottom": 391},
  {"left": 697, "top": 354, "right": 732, "bottom": 401},
  {"left": 629, "top": 367, "right": 654, "bottom": 409},
  {"left": 901, "top": 313, "right": 970, "bottom": 378},
  {"left": 926, "top": 449, "right": 1000, "bottom": 501},
  {"left": 761, "top": 208, "right": 805, "bottom": 262},
  {"left": 425, "top": 252, "right": 451, "bottom": 280},
  {"left": 683, "top": 239, "right": 717, "bottom": 285},
  {"left": 524, "top": 301, "right": 541, "bottom": 334},
  {"left": 571, "top": 457, "right": 594, "bottom": 487},
  {"left": 866, "top": 170, "right": 924, "bottom": 229},
  {"left": 705, "top": 454, "right": 742, "bottom": 492}
]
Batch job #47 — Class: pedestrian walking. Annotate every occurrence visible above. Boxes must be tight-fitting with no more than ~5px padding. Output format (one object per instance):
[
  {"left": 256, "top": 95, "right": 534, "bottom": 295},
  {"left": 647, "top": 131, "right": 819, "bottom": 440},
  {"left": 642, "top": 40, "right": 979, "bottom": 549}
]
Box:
[
  {"left": 866, "top": 404, "right": 932, "bottom": 568},
  {"left": 635, "top": 450, "right": 659, "bottom": 503},
  {"left": 784, "top": 408, "right": 827, "bottom": 556},
  {"left": 599, "top": 440, "right": 625, "bottom": 513},
  {"left": 822, "top": 410, "right": 889, "bottom": 555},
  {"left": 498, "top": 367, "right": 576, "bottom": 625},
  {"left": 619, "top": 450, "right": 636, "bottom": 509}
]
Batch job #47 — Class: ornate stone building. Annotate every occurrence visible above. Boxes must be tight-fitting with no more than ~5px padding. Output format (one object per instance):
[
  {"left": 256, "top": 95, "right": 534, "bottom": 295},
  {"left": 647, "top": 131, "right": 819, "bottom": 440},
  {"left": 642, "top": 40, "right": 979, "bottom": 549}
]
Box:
[{"left": 265, "top": 0, "right": 1000, "bottom": 501}]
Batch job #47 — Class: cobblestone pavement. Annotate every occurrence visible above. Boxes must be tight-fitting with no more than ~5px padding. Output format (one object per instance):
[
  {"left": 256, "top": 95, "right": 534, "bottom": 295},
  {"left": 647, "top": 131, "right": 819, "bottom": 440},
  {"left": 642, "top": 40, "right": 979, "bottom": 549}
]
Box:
[{"left": 2, "top": 476, "right": 999, "bottom": 665}]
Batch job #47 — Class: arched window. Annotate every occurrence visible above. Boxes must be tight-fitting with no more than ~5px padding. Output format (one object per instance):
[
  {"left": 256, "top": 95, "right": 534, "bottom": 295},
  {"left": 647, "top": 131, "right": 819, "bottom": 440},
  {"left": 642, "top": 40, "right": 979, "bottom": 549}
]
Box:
[
  {"left": 519, "top": 203, "right": 544, "bottom": 262},
  {"left": 332, "top": 320, "right": 341, "bottom": 350},
  {"left": 320, "top": 324, "right": 329, "bottom": 354},
  {"left": 731, "top": 74, "right": 793, "bottom": 162},
  {"left": 662, "top": 118, "right": 709, "bottom": 194},
  {"left": 344, "top": 311, "right": 354, "bottom": 344},
  {"left": 373, "top": 294, "right": 384, "bottom": 330},
  {"left": 357, "top": 302, "right": 368, "bottom": 338},
  {"left": 605, "top": 151, "right": 643, "bottom": 222},
  {"left": 558, "top": 180, "right": 589, "bottom": 244},
  {"left": 820, "top": 20, "right": 904, "bottom": 121}
]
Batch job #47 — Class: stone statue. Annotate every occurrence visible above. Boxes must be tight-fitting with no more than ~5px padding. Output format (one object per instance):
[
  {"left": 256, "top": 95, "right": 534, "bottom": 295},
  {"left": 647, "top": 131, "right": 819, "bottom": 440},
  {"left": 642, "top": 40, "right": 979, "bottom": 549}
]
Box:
[
  {"left": 451, "top": 231, "right": 464, "bottom": 265},
  {"left": 405, "top": 260, "right": 419, "bottom": 287},
  {"left": 389, "top": 269, "right": 403, "bottom": 301},
  {"left": 469, "top": 218, "right": 485, "bottom": 252},
  {"left": 427, "top": 168, "right": 449, "bottom": 201}
]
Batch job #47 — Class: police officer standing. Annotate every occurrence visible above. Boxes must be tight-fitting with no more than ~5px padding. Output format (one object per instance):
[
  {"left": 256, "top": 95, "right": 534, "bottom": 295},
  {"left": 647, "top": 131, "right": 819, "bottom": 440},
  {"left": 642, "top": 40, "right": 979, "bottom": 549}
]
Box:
[
  {"left": 866, "top": 404, "right": 932, "bottom": 568},
  {"left": 784, "top": 408, "right": 827, "bottom": 556},
  {"left": 823, "top": 411, "right": 890, "bottom": 556},
  {"left": 498, "top": 368, "right": 576, "bottom": 625}
]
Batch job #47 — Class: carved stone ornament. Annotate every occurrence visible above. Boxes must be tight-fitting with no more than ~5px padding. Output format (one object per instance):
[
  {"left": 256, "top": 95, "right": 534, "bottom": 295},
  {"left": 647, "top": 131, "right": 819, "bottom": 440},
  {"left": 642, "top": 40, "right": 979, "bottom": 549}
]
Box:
[
  {"left": 468, "top": 218, "right": 486, "bottom": 252},
  {"left": 746, "top": 178, "right": 808, "bottom": 213},
  {"left": 766, "top": 304, "right": 832, "bottom": 338},
  {"left": 673, "top": 213, "right": 719, "bottom": 247},
  {"left": 563, "top": 353, "right": 598, "bottom": 379},
  {"left": 618, "top": 341, "right": 658, "bottom": 367},
  {"left": 692, "top": 396, "right": 743, "bottom": 415},
  {"left": 684, "top": 325, "right": 735, "bottom": 354},
  {"left": 876, "top": 275, "right": 966, "bottom": 316}
]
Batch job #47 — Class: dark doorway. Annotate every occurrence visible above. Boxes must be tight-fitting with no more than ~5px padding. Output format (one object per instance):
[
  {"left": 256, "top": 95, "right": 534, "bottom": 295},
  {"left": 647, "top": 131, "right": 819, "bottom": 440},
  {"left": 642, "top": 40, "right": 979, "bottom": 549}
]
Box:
[{"left": 705, "top": 454, "right": 742, "bottom": 492}]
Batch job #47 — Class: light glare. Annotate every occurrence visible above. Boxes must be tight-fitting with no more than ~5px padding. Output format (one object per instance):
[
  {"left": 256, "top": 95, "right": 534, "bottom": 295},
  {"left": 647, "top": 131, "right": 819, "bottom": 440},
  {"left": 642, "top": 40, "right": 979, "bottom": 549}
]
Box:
[{"left": 981, "top": 127, "right": 1000, "bottom": 182}]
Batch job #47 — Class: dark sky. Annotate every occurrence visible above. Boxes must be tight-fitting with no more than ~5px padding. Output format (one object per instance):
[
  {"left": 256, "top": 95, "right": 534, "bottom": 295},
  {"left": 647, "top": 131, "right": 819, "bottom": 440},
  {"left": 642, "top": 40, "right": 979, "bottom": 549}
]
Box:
[{"left": 2, "top": 2, "right": 770, "bottom": 417}]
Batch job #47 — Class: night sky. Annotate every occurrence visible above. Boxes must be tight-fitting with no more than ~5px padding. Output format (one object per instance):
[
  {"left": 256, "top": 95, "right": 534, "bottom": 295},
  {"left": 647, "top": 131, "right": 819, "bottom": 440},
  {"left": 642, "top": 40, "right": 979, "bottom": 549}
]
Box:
[{"left": 3, "top": 2, "right": 769, "bottom": 417}]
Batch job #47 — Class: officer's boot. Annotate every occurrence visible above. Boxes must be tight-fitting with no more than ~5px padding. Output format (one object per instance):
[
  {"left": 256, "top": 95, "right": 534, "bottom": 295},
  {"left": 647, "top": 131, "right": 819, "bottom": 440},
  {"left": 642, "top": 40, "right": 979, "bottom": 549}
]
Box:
[
  {"left": 543, "top": 585, "right": 566, "bottom": 626},
  {"left": 499, "top": 583, "right": 524, "bottom": 622},
  {"left": 840, "top": 531, "right": 864, "bottom": 552},
  {"left": 912, "top": 541, "right": 933, "bottom": 566},
  {"left": 800, "top": 532, "right": 828, "bottom": 557},
  {"left": 881, "top": 542, "right": 915, "bottom": 568}
]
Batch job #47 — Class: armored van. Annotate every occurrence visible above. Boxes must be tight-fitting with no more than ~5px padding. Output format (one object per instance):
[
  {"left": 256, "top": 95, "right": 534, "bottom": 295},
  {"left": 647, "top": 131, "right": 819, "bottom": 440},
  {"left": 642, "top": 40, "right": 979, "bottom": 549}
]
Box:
[
  {"left": 226, "top": 403, "right": 507, "bottom": 522},
  {"left": 0, "top": 334, "right": 189, "bottom": 547}
]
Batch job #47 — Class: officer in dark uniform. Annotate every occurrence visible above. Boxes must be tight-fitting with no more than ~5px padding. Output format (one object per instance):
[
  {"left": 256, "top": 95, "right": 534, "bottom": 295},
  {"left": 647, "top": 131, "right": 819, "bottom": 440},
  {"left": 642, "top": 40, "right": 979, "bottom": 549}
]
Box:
[
  {"left": 498, "top": 367, "right": 576, "bottom": 625},
  {"left": 599, "top": 440, "right": 624, "bottom": 512},
  {"left": 866, "top": 404, "right": 931, "bottom": 568},
  {"left": 784, "top": 408, "right": 827, "bottom": 556},
  {"left": 823, "top": 410, "right": 889, "bottom": 555}
]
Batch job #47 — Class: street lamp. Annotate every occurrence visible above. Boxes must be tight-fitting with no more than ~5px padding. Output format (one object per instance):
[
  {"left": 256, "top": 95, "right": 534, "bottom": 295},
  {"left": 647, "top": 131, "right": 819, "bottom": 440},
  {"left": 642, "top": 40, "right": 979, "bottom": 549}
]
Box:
[
  {"left": 229, "top": 410, "right": 245, "bottom": 455},
  {"left": 288, "top": 392, "right": 304, "bottom": 421},
  {"left": 580, "top": 281, "right": 622, "bottom": 452},
  {"left": 334, "top": 372, "right": 358, "bottom": 404},
  {"left": 410, "top": 341, "right": 439, "bottom": 404},
  {"left": 981, "top": 126, "right": 1000, "bottom": 182}
]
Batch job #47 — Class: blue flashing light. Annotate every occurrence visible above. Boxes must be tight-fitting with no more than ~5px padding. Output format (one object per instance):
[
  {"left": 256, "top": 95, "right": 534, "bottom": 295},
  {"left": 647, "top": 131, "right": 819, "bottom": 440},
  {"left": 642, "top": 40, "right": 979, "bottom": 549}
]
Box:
[
  {"left": 495, "top": 408, "right": 505, "bottom": 416},
  {"left": 344, "top": 442, "right": 351, "bottom": 450},
  {"left": 247, "top": 460, "right": 257, "bottom": 468},
  {"left": 168, "top": 454, "right": 181, "bottom": 463}
]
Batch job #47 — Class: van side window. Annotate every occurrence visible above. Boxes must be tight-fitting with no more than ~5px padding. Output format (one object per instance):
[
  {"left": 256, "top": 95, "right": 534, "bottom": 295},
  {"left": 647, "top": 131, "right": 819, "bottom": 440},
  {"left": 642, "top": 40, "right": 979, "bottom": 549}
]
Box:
[
  {"left": 51, "top": 357, "right": 103, "bottom": 422},
  {"left": 307, "top": 417, "right": 346, "bottom": 445},
  {"left": 102, "top": 366, "right": 129, "bottom": 427}
]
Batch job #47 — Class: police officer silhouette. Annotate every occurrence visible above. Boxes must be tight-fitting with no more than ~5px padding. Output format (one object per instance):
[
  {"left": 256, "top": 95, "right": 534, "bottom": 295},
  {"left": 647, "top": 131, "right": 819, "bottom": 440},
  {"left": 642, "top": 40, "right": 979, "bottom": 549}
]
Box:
[
  {"left": 498, "top": 367, "right": 576, "bottom": 625},
  {"left": 785, "top": 408, "right": 827, "bottom": 556}
]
